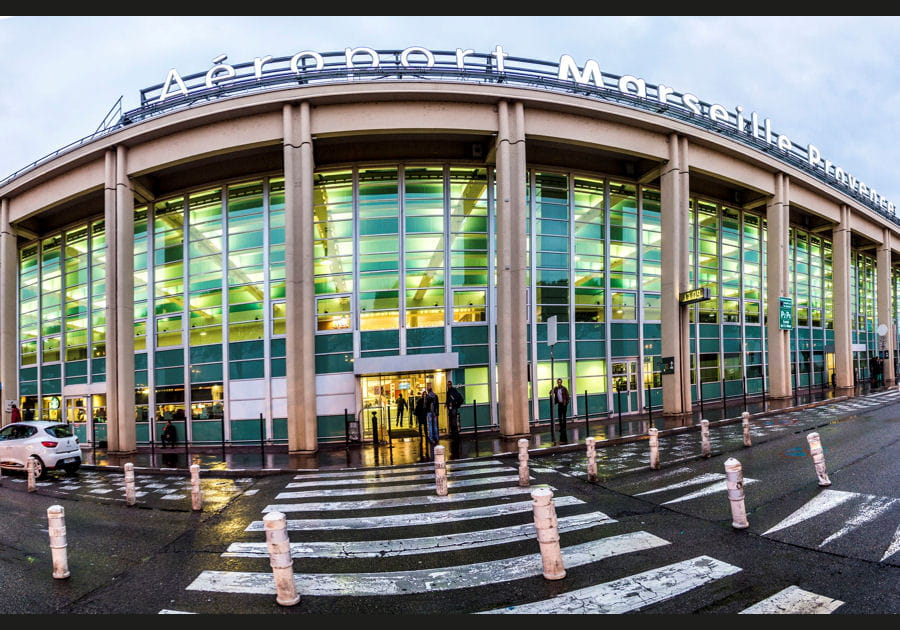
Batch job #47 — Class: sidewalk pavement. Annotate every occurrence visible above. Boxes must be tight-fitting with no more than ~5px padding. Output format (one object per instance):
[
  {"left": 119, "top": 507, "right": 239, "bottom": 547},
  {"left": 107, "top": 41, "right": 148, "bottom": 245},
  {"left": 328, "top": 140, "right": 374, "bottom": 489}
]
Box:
[{"left": 77, "top": 383, "right": 888, "bottom": 478}]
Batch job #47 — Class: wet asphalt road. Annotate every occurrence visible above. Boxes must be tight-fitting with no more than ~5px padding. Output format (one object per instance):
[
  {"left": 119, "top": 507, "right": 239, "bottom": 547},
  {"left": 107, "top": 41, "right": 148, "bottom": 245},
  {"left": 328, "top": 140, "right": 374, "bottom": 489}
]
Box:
[{"left": 0, "top": 390, "right": 897, "bottom": 616}]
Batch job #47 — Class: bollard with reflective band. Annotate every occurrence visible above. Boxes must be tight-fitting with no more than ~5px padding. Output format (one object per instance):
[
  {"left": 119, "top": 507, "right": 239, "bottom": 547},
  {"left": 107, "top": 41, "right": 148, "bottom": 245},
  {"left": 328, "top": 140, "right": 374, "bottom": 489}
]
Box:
[
  {"left": 701, "top": 419, "right": 710, "bottom": 458},
  {"left": 724, "top": 458, "right": 749, "bottom": 529},
  {"left": 586, "top": 437, "right": 597, "bottom": 482},
  {"left": 806, "top": 432, "right": 832, "bottom": 486},
  {"left": 517, "top": 438, "right": 530, "bottom": 487},
  {"left": 648, "top": 428, "right": 660, "bottom": 470},
  {"left": 190, "top": 464, "right": 202, "bottom": 511},
  {"left": 434, "top": 445, "right": 448, "bottom": 496},
  {"left": 26, "top": 458, "right": 36, "bottom": 492},
  {"left": 264, "top": 511, "right": 300, "bottom": 606},
  {"left": 47, "top": 505, "right": 70, "bottom": 579},
  {"left": 742, "top": 411, "right": 752, "bottom": 447},
  {"left": 531, "top": 486, "right": 565, "bottom": 580},
  {"left": 124, "top": 462, "right": 136, "bottom": 506}
]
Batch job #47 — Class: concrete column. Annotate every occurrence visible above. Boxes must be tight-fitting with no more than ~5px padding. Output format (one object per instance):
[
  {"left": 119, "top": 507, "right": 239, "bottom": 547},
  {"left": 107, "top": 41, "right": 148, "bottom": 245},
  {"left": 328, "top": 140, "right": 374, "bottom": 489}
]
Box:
[
  {"left": 832, "top": 205, "right": 853, "bottom": 390},
  {"left": 765, "top": 173, "right": 792, "bottom": 399},
  {"left": 660, "top": 134, "right": 691, "bottom": 416},
  {"left": 284, "top": 102, "right": 318, "bottom": 454},
  {"left": 104, "top": 150, "right": 119, "bottom": 448},
  {"left": 877, "top": 228, "right": 895, "bottom": 386},
  {"left": 113, "top": 145, "right": 135, "bottom": 454},
  {"left": 495, "top": 100, "right": 529, "bottom": 438},
  {"left": 0, "top": 198, "right": 18, "bottom": 425}
]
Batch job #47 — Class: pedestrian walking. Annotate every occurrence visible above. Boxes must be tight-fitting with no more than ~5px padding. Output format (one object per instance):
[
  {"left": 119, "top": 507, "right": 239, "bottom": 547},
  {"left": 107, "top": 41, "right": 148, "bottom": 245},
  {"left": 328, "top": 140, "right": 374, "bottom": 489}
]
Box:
[
  {"left": 395, "top": 392, "right": 407, "bottom": 427},
  {"left": 10, "top": 403, "right": 21, "bottom": 423},
  {"left": 414, "top": 389, "right": 427, "bottom": 435},
  {"left": 424, "top": 384, "right": 440, "bottom": 445},
  {"left": 550, "top": 378, "right": 570, "bottom": 441}
]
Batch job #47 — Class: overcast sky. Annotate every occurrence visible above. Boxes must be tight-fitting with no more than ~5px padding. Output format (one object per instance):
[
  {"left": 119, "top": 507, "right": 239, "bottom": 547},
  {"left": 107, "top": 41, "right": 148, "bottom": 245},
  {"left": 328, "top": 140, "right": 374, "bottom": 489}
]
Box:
[{"left": 2, "top": 15, "right": 898, "bottom": 207}]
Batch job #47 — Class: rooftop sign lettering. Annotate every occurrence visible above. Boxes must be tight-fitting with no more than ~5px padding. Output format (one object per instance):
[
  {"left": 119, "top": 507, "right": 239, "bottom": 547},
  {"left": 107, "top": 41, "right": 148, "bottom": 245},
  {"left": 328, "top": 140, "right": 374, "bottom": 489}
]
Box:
[{"left": 144, "top": 46, "right": 893, "bottom": 215}]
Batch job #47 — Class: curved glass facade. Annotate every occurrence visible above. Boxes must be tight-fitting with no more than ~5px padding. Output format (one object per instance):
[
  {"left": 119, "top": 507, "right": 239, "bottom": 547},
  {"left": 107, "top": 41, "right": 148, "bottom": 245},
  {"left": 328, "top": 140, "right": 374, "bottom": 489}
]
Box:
[{"left": 15, "top": 163, "right": 885, "bottom": 445}]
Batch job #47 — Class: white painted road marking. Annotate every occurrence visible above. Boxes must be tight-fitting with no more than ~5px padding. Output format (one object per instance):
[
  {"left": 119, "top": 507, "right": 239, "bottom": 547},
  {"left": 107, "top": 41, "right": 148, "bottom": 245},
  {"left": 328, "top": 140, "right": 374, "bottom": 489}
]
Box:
[
  {"left": 286, "top": 465, "right": 510, "bottom": 487},
  {"left": 738, "top": 585, "right": 844, "bottom": 614},
  {"left": 226, "top": 510, "right": 615, "bottom": 558},
  {"left": 246, "top": 495, "right": 584, "bottom": 530},
  {"left": 479, "top": 556, "right": 741, "bottom": 614},
  {"left": 187, "top": 532, "right": 670, "bottom": 596},
  {"left": 264, "top": 485, "right": 553, "bottom": 512},
  {"left": 275, "top": 474, "right": 525, "bottom": 499}
]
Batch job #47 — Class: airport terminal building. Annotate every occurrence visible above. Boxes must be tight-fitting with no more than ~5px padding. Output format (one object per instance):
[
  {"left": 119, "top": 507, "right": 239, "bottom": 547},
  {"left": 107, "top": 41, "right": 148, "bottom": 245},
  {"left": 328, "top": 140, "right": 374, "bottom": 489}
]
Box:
[{"left": 0, "top": 47, "right": 897, "bottom": 454}]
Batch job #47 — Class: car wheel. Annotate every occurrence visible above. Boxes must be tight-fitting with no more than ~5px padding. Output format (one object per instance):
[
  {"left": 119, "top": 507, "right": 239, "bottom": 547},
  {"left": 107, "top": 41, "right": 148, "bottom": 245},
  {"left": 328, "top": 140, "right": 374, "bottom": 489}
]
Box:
[
  {"left": 63, "top": 462, "right": 81, "bottom": 474},
  {"left": 29, "top": 456, "right": 47, "bottom": 480}
]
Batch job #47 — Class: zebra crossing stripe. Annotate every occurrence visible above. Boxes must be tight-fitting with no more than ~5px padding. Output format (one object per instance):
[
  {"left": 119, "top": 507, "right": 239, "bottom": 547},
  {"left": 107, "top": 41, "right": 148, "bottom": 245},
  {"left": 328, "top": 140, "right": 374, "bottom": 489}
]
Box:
[
  {"left": 186, "top": 531, "right": 670, "bottom": 596},
  {"left": 291, "top": 460, "right": 505, "bottom": 481},
  {"left": 286, "top": 465, "right": 510, "bottom": 487},
  {"left": 264, "top": 485, "right": 551, "bottom": 512},
  {"left": 226, "top": 511, "right": 616, "bottom": 558},
  {"left": 275, "top": 474, "right": 525, "bottom": 499},
  {"left": 479, "top": 555, "right": 741, "bottom": 614},
  {"left": 247, "top": 495, "right": 584, "bottom": 530},
  {"left": 738, "top": 585, "right": 844, "bottom": 614}
]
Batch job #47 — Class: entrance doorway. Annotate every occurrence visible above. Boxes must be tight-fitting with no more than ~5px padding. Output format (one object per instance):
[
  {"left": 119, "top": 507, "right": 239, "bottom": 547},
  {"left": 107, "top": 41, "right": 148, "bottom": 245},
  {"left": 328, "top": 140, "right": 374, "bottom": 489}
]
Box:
[
  {"left": 64, "top": 393, "right": 107, "bottom": 445},
  {"left": 611, "top": 358, "right": 639, "bottom": 414},
  {"left": 359, "top": 370, "right": 448, "bottom": 440}
]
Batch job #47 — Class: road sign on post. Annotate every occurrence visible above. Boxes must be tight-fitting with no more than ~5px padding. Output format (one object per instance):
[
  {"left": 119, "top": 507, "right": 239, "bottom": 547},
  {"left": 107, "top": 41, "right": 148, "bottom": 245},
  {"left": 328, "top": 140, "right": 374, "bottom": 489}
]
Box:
[{"left": 778, "top": 297, "right": 793, "bottom": 330}]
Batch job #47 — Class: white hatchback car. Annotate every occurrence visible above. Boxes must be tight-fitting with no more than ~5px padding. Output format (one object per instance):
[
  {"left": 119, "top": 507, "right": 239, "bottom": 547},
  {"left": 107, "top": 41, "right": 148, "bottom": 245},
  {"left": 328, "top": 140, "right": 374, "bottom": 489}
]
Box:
[{"left": 0, "top": 421, "right": 82, "bottom": 479}]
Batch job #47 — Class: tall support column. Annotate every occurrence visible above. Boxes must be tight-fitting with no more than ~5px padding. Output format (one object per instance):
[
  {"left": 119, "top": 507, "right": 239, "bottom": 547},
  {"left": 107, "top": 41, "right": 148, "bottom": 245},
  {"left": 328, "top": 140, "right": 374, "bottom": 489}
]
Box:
[
  {"left": 284, "top": 102, "right": 317, "bottom": 454},
  {"left": 495, "top": 100, "right": 529, "bottom": 437},
  {"left": 832, "top": 205, "right": 853, "bottom": 390},
  {"left": 766, "top": 173, "right": 792, "bottom": 399},
  {"left": 104, "top": 150, "right": 120, "bottom": 448},
  {"left": 877, "top": 228, "right": 895, "bottom": 386},
  {"left": 0, "top": 198, "right": 18, "bottom": 426},
  {"left": 113, "top": 145, "right": 135, "bottom": 453},
  {"left": 660, "top": 134, "right": 691, "bottom": 417}
]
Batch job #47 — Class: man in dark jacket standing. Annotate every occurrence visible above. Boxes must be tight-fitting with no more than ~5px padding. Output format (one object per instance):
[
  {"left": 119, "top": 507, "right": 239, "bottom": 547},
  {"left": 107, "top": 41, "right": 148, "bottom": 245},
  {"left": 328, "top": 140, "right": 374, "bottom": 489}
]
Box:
[
  {"left": 550, "top": 378, "right": 570, "bottom": 442},
  {"left": 445, "top": 380, "right": 463, "bottom": 436}
]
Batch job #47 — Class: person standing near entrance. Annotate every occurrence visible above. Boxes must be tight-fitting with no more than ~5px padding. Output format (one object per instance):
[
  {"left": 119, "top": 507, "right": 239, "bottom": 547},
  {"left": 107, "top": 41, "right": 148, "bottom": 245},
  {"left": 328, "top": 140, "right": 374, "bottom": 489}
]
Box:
[
  {"left": 424, "top": 384, "right": 440, "bottom": 445},
  {"left": 395, "top": 392, "right": 407, "bottom": 427},
  {"left": 445, "top": 380, "right": 463, "bottom": 436},
  {"left": 550, "top": 378, "right": 570, "bottom": 441},
  {"left": 9, "top": 403, "right": 21, "bottom": 423}
]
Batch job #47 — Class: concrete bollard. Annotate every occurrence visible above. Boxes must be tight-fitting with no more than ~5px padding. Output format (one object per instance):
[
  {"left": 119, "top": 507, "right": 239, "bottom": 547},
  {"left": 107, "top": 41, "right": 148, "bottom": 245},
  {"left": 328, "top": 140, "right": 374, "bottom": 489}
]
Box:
[
  {"left": 190, "top": 464, "right": 202, "bottom": 511},
  {"left": 586, "top": 437, "right": 597, "bottom": 482},
  {"left": 517, "top": 439, "right": 530, "bottom": 487},
  {"left": 701, "top": 419, "right": 710, "bottom": 458},
  {"left": 742, "top": 411, "right": 752, "bottom": 447},
  {"left": 124, "top": 462, "right": 136, "bottom": 506},
  {"left": 649, "top": 428, "right": 660, "bottom": 470},
  {"left": 806, "top": 432, "right": 832, "bottom": 486},
  {"left": 26, "top": 458, "right": 36, "bottom": 492},
  {"left": 263, "top": 511, "right": 300, "bottom": 606},
  {"left": 47, "top": 505, "right": 70, "bottom": 579},
  {"left": 531, "top": 486, "right": 565, "bottom": 580},
  {"left": 724, "top": 458, "right": 749, "bottom": 529},
  {"left": 434, "top": 445, "right": 448, "bottom": 496}
]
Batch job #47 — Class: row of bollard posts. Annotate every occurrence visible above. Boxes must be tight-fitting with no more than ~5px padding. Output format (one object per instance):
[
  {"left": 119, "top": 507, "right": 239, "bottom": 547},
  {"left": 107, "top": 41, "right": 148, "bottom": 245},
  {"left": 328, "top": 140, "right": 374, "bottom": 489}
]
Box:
[{"left": 124, "top": 462, "right": 203, "bottom": 510}]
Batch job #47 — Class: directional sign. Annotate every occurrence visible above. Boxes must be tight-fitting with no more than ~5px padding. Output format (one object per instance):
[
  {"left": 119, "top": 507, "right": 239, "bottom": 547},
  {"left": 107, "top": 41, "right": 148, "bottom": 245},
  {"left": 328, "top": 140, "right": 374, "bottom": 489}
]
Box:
[{"left": 779, "top": 297, "right": 793, "bottom": 330}]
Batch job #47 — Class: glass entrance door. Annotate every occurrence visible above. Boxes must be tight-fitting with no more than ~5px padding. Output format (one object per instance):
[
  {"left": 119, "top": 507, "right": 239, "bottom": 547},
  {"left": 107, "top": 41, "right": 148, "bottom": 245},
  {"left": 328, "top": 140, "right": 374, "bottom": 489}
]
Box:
[
  {"left": 611, "top": 359, "right": 639, "bottom": 413},
  {"left": 360, "top": 370, "right": 448, "bottom": 438}
]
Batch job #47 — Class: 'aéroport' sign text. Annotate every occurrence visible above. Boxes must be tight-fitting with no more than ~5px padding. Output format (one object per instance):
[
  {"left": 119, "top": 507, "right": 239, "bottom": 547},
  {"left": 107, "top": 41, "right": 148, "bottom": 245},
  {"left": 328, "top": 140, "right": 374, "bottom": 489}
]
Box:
[{"left": 152, "top": 46, "right": 894, "bottom": 215}]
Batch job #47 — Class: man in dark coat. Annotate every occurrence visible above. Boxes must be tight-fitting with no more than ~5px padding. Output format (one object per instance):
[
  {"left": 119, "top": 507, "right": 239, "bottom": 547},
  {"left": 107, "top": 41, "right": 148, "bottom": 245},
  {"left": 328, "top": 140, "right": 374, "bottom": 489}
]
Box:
[{"left": 550, "top": 378, "right": 570, "bottom": 442}]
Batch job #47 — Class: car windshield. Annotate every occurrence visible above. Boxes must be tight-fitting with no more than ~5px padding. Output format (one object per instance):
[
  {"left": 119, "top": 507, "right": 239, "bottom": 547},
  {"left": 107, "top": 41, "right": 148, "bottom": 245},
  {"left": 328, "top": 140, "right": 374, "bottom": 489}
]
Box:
[{"left": 44, "top": 425, "right": 74, "bottom": 438}]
